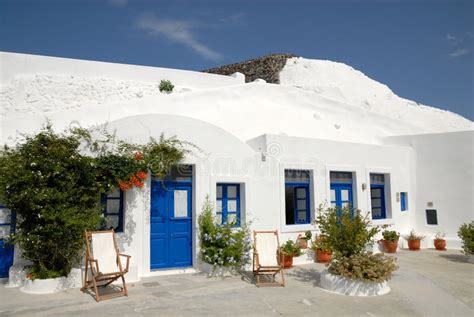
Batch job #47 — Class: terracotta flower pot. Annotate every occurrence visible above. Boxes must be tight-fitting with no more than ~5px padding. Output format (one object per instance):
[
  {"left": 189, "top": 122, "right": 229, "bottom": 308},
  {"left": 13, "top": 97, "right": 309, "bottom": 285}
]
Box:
[
  {"left": 298, "top": 239, "right": 308, "bottom": 249},
  {"left": 434, "top": 239, "right": 446, "bottom": 251},
  {"left": 407, "top": 239, "right": 421, "bottom": 250},
  {"left": 282, "top": 254, "right": 293, "bottom": 268},
  {"left": 316, "top": 249, "right": 332, "bottom": 263},
  {"left": 383, "top": 240, "right": 398, "bottom": 253}
]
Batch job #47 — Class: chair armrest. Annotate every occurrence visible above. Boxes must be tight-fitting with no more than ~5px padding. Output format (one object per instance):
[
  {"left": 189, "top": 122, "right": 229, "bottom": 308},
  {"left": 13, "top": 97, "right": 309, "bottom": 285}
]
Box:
[{"left": 118, "top": 253, "right": 131, "bottom": 273}]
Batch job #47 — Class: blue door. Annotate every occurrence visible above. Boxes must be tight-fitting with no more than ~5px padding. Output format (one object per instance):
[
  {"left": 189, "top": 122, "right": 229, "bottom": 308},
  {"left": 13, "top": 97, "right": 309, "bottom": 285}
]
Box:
[
  {"left": 150, "top": 181, "right": 192, "bottom": 269},
  {"left": 0, "top": 206, "right": 15, "bottom": 278},
  {"left": 330, "top": 183, "right": 353, "bottom": 210}
]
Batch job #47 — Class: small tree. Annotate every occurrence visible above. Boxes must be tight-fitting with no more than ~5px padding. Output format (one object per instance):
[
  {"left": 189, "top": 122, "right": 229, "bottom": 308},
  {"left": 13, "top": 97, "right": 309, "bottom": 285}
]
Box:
[
  {"left": 316, "top": 205, "right": 379, "bottom": 258},
  {"left": 0, "top": 128, "right": 103, "bottom": 279},
  {"left": 159, "top": 79, "right": 174, "bottom": 93},
  {"left": 458, "top": 222, "right": 474, "bottom": 255}
]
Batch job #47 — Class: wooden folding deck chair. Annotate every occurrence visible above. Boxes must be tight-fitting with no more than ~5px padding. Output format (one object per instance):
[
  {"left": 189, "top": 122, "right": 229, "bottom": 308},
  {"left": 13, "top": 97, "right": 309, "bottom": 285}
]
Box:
[
  {"left": 82, "top": 229, "right": 131, "bottom": 302},
  {"left": 252, "top": 230, "right": 285, "bottom": 287}
]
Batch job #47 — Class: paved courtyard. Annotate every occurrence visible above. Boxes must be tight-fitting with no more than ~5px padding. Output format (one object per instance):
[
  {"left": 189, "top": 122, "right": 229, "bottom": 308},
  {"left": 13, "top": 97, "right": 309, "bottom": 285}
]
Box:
[{"left": 0, "top": 249, "right": 473, "bottom": 317}]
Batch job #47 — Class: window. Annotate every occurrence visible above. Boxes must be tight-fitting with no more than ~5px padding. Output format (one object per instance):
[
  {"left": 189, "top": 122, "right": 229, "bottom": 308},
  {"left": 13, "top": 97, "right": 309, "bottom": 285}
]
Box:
[
  {"left": 426, "top": 209, "right": 438, "bottom": 225},
  {"left": 102, "top": 189, "right": 124, "bottom": 232},
  {"left": 0, "top": 204, "right": 15, "bottom": 239},
  {"left": 330, "top": 172, "right": 354, "bottom": 209},
  {"left": 370, "top": 173, "right": 386, "bottom": 220},
  {"left": 400, "top": 192, "right": 408, "bottom": 211},
  {"left": 216, "top": 184, "right": 240, "bottom": 226},
  {"left": 285, "top": 170, "right": 311, "bottom": 225}
]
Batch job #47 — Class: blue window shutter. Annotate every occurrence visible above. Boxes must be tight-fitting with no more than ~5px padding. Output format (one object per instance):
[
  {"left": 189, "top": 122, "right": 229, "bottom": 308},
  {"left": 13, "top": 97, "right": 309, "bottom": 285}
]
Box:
[{"left": 401, "top": 192, "right": 407, "bottom": 211}]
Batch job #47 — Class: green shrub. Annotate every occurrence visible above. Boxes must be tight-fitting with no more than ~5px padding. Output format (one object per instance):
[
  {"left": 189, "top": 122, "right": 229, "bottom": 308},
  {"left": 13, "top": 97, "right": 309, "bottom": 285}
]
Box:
[
  {"left": 159, "top": 79, "right": 174, "bottom": 93},
  {"left": 0, "top": 125, "right": 190, "bottom": 279},
  {"left": 279, "top": 240, "right": 302, "bottom": 257},
  {"left": 315, "top": 204, "right": 379, "bottom": 258},
  {"left": 0, "top": 128, "right": 103, "bottom": 279},
  {"left": 382, "top": 230, "right": 400, "bottom": 241},
  {"left": 403, "top": 229, "right": 425, "bottom": 241},
  {"left": 328, "top": 252, "right": 398, "bottom": 282},
  {"left": 458, "top": 222, "right": 474, "bottom": 255},
  {"left": 198, "top": 197, "right": 251, "bottom": 270}
]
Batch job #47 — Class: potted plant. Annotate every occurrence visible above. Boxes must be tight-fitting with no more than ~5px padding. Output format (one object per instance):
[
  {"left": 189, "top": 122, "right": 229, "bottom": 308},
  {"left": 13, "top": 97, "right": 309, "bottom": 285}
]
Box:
[
  {"left": 381, "top": 230, "right": 400, "bottom": 253},
  {"left": 297, "top": 230, "right": 312, "bottom": 249},
  {"left": 279, "top": 240, "right": 302, "bottom": 268},
  {"left": 311, "top": 235, "right": 332, "bottom": 263},
  {"left": 403, "top": 229, "right": 425, "bottom": 251},
  {"left": 434, "top": 231, "right": 447, "bottom": 251}
]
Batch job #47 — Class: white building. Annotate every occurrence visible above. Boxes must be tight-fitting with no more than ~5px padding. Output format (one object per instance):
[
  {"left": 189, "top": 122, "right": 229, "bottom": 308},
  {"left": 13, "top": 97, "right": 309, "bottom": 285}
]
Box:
[{"left": 0, "top": 52, "right": 472, "bottom": 282}]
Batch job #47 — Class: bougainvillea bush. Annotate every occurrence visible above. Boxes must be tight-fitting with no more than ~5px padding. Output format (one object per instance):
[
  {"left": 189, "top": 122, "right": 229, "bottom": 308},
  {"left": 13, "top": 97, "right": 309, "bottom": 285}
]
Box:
[
  {"left": 198, "top": 197, "right": 252, "bottom": 271},
  {"left": 0, "top": 124, "right": 189, "bottom": 279}
]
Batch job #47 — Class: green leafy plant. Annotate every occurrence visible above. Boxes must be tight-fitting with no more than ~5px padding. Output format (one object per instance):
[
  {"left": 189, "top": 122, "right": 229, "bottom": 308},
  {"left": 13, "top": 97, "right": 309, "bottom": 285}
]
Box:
[
  {"left": 0, "top": 124, "right": 190, "bottom": 279},
  {"left": 458, "top": 222, "right": 474, "bottom": 255},
  {"left": 403, "top": 229, "right": 425, "bottom": 241},
  {"left": 310, "top": 235, "right": 331, "bottom": 252},
  {"left": 328, "top": 253, "right": 398, "bottom": 282},
  {"left": 315, "top": 204, "right": 397, "bottom": 281},
  {"left": 315, "top": 204, "right": 379, "bottom": 258},
  {"left": 279, "top": 240, "right": 302, "bottom": 257},
  {"left": 382, "top": 230, "right": 400, "bottom": 241},
  {"left": 159, "top": 79, "right": 174, "bottom": 93},
  {"left": 198, "top": 196, "right": 252, "bottom": 270}
]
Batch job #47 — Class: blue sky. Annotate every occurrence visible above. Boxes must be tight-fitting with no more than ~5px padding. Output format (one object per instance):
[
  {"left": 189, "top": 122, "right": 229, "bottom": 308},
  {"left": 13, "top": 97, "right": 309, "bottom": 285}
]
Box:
[{"left": 1, "top": 0, "right": 473, "bottom": 120}]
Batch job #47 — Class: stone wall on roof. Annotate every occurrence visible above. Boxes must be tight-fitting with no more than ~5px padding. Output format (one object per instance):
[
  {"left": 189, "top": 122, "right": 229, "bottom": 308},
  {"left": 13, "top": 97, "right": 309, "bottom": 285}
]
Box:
[{"left": 203, "top": 54, "right": 297, "bottom": 84}]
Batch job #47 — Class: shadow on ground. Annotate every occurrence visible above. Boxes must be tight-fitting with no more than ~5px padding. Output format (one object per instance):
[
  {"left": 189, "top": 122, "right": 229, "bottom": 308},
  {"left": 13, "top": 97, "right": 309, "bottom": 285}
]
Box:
[
  {"left": 438, "top": 253, "right": 469, "bottom": 263},
  {"left": 285, "top": 267, "right": 321, "bottom": 287}
]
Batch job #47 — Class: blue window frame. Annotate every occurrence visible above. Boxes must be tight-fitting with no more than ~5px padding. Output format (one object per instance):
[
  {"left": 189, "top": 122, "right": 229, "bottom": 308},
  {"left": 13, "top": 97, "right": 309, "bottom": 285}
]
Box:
[
  {"left": 330, "top": 172, "right": 354, "bottom": 212},
  {"left": 0, "top": 204, "right": 15, "bottom": 278},
  {"left": 370, "top": 174, "right": 386, "bottom": 220},
  {"left": 400, "top": 192, "right": 408, "bottom": 211},
  {"left": 216, "top": 184, "right": 240, "bottom": 226},
  {"left": 102, "top": 189, "right": 124, "bottom": 232},
  {"left": 285, "top": 170, "right": 311, "bottom": 225}
]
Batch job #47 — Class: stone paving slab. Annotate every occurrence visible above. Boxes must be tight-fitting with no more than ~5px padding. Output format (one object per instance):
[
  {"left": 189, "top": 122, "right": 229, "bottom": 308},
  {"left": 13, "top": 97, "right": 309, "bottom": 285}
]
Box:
[{"left": 0, "top": 249, "right": 473, "bottom": 317}]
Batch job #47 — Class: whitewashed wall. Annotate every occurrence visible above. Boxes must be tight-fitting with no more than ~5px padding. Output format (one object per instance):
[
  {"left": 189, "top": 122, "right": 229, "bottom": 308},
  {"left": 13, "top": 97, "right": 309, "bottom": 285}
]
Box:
[{"left": 384, "top": 131, "right": 474, "bottom": 249}]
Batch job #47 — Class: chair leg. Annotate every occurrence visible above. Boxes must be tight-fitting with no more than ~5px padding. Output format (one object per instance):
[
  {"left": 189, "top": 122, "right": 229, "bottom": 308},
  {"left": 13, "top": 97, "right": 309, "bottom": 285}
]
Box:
[
  {"left": 280, "top": 269, "right": 285, "bottom": 287},
  {"left": 121, "top": 274, "right": 128, "bottom": 296},
  {"left": 91, "top": 277, "right": 100, "bottom": 302}
]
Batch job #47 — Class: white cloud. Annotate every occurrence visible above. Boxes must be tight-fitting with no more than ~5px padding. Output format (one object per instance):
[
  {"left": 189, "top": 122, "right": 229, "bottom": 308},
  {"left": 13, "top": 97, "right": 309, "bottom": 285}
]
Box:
[
  {"left": 220, "top": 13, "right": 247, "bottom": 25},
  {"left": 108, "top": 0, "right": 127, "bottom": 7},
  {"left": 136, "top": 15, "right": 222, "bottom": 61},
  {"left": 449, "top": 48, "right": 471, "bottom": 58}
]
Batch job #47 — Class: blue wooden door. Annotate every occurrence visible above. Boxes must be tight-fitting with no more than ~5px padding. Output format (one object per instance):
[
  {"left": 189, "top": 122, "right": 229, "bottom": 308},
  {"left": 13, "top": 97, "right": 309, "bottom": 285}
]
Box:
[
  {"left": 330, "top": 183, "right": 353, "bottom": 209},
  {"left": 0, "top": 206, "right": 15, "bottom": 278},
  {"left": 150, "top": 181, "right": 192, "bottom": 269}
]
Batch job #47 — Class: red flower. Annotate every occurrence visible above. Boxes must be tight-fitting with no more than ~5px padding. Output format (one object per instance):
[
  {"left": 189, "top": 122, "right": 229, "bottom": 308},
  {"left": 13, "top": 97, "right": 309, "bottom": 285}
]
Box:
[
  {"left": 118, "top": 181, "right": 131, "bottom": 191},
  {"left": 136, "top": 171, "right": 147, "bottom": 180},
  {"left": 134, "top": 152, "right": 143, "bottom": 161}
]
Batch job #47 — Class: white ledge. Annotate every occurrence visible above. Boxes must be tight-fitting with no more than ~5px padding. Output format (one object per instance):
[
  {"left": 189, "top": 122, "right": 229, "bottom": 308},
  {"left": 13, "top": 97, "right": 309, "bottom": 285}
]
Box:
[{"left": 320, "top": 270, "right": 390, "bottom": 296}]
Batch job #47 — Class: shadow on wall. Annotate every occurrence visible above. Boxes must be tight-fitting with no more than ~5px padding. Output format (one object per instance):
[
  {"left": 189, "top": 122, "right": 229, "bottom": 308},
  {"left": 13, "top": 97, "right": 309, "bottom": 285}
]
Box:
[{"left": 116, "top": 191, "right": 139, "bottom": 251}]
